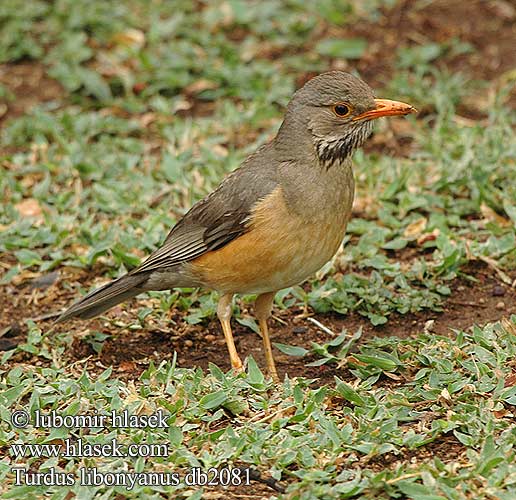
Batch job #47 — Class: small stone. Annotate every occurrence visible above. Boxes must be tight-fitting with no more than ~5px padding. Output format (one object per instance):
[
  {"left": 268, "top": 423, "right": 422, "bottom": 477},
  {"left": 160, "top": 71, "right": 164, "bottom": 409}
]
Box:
[
  {"left": 479, "top": 297, "right": 486, "bottom": 304},
  {"left": 496, "top": 301, "right": 506, "bottom": 310},
  {"left": 30, "top": 271, "right": 59, "bottom": 290},
  {"left": 6, "top": 323, "right": 21, "bottom": 337},
  {"left": 493, "top": 285, "right": 506, "bottom": 297},
  {"left": 205, "top": 334, "right": 216, "bottom": 342},
  {"left": 184, "top": 339, "right": 194, "bottom": 347},
  {"left": 293, "top": 326, "right": 308, "bottom": 334},
  {"left": 457, "top": 285, "right": 466, "bottom": 292},
  {"left": 424, "top": 319, "right": 435, "bottom": 333},
  {"left": 491, "top": 0, "right": 515, "bottom": 20}
]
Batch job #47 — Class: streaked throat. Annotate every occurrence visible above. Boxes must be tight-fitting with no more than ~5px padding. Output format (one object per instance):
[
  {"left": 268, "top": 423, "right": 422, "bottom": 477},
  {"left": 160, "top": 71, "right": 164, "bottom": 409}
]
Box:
[{"left": 315, "top": 121, "right": 373, "bottom": 168}]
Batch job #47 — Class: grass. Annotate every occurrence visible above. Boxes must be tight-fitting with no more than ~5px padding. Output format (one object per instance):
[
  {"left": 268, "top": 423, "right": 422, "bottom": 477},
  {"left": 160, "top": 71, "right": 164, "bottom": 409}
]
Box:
[
  {"left": 1, "top": 0, "right": 516, "bottom": 498},
  {"left": 3, "top": 319, "right": 516, "bottom": 498}
]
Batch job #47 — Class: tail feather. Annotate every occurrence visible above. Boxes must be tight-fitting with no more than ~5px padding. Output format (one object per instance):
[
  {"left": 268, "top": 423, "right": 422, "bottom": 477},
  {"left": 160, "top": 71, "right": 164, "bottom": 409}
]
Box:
[{"left": 57, "top": 273, "right": 148, "bottom": 322}]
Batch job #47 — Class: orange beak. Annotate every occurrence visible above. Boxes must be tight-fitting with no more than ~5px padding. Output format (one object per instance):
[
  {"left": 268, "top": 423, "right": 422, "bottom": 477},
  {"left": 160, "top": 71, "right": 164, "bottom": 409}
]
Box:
[{"left": 353, "top": 98, "right": 417, "bottom": 121}]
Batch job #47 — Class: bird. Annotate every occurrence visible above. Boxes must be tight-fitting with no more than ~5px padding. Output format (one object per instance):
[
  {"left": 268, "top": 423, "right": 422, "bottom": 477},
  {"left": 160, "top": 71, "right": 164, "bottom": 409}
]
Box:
[{"left": 58, "top": 71, "right": 416, "bottom": 381}]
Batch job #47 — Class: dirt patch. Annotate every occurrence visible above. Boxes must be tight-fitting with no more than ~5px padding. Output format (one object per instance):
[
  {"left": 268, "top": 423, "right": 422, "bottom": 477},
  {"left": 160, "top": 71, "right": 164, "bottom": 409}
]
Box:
[
  {"left": 0, "top": 62, "right": 63, "bottom": 123},
  {"left": 2, "top": 261, "right": 515, "bottom": 384},
  {"left": 199, "top": 476, "right": 284, "bottom": 500},
  {"left": 334, "top": 0, "right": 516, "bottom": 87},
  {"left": 363, "top": 433, "right": 465, "bottom": 472}
]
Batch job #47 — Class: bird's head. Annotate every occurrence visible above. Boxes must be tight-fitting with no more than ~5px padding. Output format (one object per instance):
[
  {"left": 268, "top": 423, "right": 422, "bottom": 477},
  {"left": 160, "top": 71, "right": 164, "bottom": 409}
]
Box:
[{"left": 277, "top": 71, "right": 417, "bottom": 166}]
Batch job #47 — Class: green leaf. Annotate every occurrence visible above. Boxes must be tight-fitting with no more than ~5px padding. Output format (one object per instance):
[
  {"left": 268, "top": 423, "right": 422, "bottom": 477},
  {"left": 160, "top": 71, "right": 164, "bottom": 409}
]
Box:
[
  {"left": 335, "top": 377, "right": 366, "bottom": 406},
  {"left": 247, "top": 356, "right": 265, "bottom": 385},
  {"left": 14, "top": 249, "right": 41, "bottom": 266},
  {"left": 397, "top": 481, "right": 447, "bottom": 500},
  {"left": 1, "top": 385, "right": 28, "bottom": 406},
  {"left": 382, "top": 237, "right": 409, "bottom": 250},
  {"left": 368, "top": 313, "right": 388, "bottom": 326},
  {"left": 273, "top": 343, "right": 308, "bottom": 357},
  {"left": 316, "top": 38, "right": 367, "bottom": 59},
  {"left": 223, "top": 399, "right": 248, "bottom": 415},
  {"left": 199, "top": 390, "right": 227, "bottom": 410},
  {"left": 503, "top": 200, "right": 516, "bottom": 225},
  {"left": 354, "top": 351, "right": 400, "bottom": 371},
  {"left": 236, "top": 316, "right": 260, "bottom": 334},
  {"left": 76, "top": 67, "right": 112, "bottom": 102},
  {"left": 0, "top": 264, "right": 20, "bottom": 284}
]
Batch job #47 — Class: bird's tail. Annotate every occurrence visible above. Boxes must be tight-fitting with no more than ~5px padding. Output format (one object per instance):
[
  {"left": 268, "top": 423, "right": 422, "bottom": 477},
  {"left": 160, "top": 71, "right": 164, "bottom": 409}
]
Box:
[{"left": 57, "top": 273, "right": 148, "bottom": 322}]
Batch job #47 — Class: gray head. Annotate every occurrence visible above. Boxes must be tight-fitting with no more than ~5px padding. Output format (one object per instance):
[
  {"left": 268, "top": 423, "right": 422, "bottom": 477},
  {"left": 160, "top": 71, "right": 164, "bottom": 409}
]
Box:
[{"left": 276, "top": 71, "right": 416, "bottom": 165}]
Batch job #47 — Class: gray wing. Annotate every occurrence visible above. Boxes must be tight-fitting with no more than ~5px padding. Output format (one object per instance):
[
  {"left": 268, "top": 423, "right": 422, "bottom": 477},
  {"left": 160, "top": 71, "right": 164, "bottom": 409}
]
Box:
[{"left": 133, "top": 146, "right": 278, "bottom": 275}]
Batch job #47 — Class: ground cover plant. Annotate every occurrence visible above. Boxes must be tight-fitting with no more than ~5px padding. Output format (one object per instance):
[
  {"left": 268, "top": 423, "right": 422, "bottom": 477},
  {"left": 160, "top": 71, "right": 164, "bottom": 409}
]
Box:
[{"left": 1, "top": 0, "right": 515, "bottom": 498}]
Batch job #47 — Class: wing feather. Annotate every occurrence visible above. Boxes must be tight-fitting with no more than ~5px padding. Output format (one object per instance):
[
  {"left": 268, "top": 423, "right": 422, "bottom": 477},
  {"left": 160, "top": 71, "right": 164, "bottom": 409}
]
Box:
[{"left": 131, "top": 148, "right": 280, "bottom": 275}]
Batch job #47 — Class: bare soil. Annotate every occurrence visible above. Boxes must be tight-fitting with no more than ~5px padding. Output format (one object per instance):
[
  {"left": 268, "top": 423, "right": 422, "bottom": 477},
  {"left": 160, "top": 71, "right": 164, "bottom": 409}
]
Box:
[
  {"left": 0, "top": 62, "right": 63, "bottom": 123},
  {"left": 346, "top": 0, "right": 516, "bottom": 86}
]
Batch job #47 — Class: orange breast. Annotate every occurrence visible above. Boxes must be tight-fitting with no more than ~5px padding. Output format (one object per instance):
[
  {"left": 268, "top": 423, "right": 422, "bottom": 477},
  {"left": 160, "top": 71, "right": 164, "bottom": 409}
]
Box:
[{"left": 188, "top": 187, "right": 349, "bottom": 294}]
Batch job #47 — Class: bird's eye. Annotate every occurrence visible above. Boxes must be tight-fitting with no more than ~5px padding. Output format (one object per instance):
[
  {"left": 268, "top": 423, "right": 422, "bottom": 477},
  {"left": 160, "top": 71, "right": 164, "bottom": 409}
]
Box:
[{"left": 332, "top": 103, "right": 351, "bottom": 117}]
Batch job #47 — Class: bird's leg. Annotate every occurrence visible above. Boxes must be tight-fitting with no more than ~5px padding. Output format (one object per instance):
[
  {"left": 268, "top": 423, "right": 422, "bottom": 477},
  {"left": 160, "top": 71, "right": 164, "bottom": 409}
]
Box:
[
  {"left": 217, "top": 293, "right": 243, "bottom": 373},
  {"left": 255, "top": 292, "right": 279, "bottom": 382}
]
